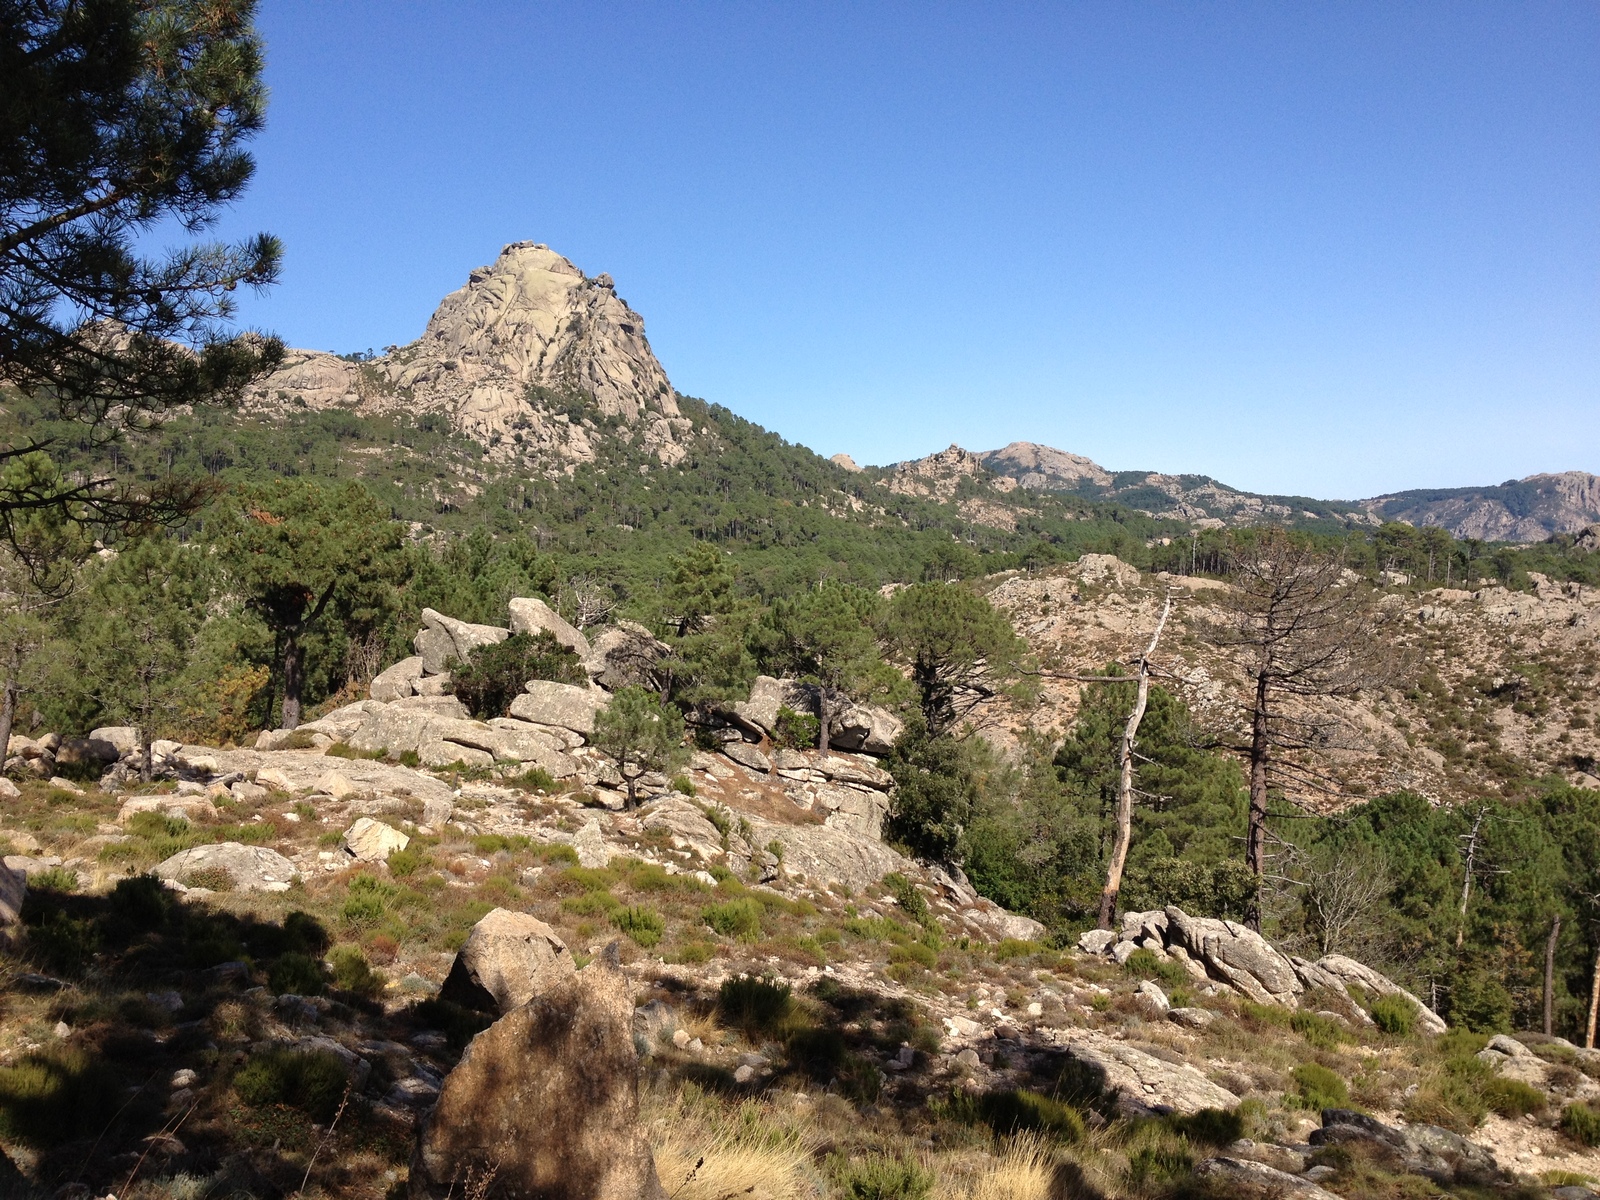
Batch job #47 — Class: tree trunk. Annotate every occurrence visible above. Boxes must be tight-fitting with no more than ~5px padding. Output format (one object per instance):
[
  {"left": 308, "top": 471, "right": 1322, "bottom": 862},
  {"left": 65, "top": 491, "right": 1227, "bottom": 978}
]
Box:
[
  {"left": 1587, "top": 943, "right": 1600, "bottom": 1050},
  {"left": 817, "top": 690, "right": 831, "bottom": 755},
  {"left": 139, "top": 726, "right": 153, "bottom": 784},
  {"left": 1098, "top": 666, "right": 1150, "bottom": 929},
  {"left": 1244, "top": 670, "right": 1271, "bottom": 930},
  {"left": 281, "top": 633, "right": 304, "bottom": 729},
  {"left": 0, "top": 641, "right": 19, "bottom": 786},
  {"left": 625, "top": 768, "right": 637, "bottom": 809},
  {"left": 1545, "top": 915, "right": 1562, "bottom": 1037}
]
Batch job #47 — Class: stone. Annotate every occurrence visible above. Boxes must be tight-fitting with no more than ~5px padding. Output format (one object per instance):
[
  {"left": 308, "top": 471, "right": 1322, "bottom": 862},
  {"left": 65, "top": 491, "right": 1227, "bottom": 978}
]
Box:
[
  {"left": 171, "top": 1068, "right": 198, "bottom": 1089},
  {"left": 757, "top": 819, "right": 915, "bottom": 891},
  {"left": 722, "top": 741, "right": 770, "bottom": 773},
  {"left": 421, "top": 797, "right": 453, "bottom": 827},
  {"left": 582, "top": 621, "right": 669, "bottom": 690},
  {"left": 671, "top": 1028, "right": 691, "bottom": 1049},
  {"left": 1193, "top": 1158, "right": 1341, "bottom": 1200},
  {"left": 829, "top": 702, "right": 904, "bottom": 757},
  {"left": 509, "top": 681, "right": 609, "bottom": 736},
  {"left": 154, "top": 843, "right": 299, "bottom": 892},
  {"left": 812, "top": 754, "right": 894, "bottom": 790},
  {"left": 640, "top": 799, "right": 727, "bottom": 861},
  {"left": 1110, "top": 940, "right": 1139, "bottom": 965},
  {"left": 508, "top": 596, "right": 592, "bottom": 658},
  {"left": 573, "top": 819, "right": 612, "bottom": 869},
  {"left": 417, "top": 739, "right": 493, "bottom": 770},
  {"left": 733, "top": 676, "right": 818, "bottom": 735},
  {"left": 1313, "top": 954, "right": 1446, "bottom": 1035},
  {"left": 1167, "top": 1008, "right": 1217, "bottom": 1030},
  {"left": 0, "top": 779, "right": 17, "bottom": 800},
  {"left": 1486, "top": 1033, "right": 1532, "bottom": 1058},
  {"left": 1310, "top": 1109, "right": 1500, "bottom": 1185},
  {"left": 89, "top": 726, "right": 141, "bottom": 757},
  {"left": 1060, "top": 1031, "right": 1239, "bottom": 1116},
  {"left": 414, "top": 675, "right": 452, "bottom": 697},
  {"left": 411, "top": 951, "right": 668, "bottom": 1200},
  {"left": 954, "top": 1048, "right": 981, "bottom": 1069},
  {"left": 1164, "top": 906, "right": 1302, "bottom": 1006},
  {"left": 117, "top": 795, "right": 218, "bottom": 823},
  {"left": 57, "top": 735, "right": 118, "bottom": 765},
  {"left": 255, "top": 767, "right": 295, "bottom": 792},
  {"left": 1078, "top": 929, "right": 1117, "bottom": 955},
  {"left": 371, "top": 656, "right": 426, "bottom": 702},
  {"left": 315, "top": 770, "right": 358, "bottom": 799},
  {"left": 811, "top": 783, "right": 889, "bottom": 839},
  {"left": 439, "top": 909, "right": 576, "bottom": 1015},
  {"left": 416, "top": 608, "right": 509, "bottom": 674},
  {"left": 733, "top": 1064, "right": 756, "bottom": 1084},
  {"left": 1137, "top": 981, "right": 1170, "bottom": 1012},
  {"left": 0, "top": 863, "right": 24, "bottom": 934},
  {"left": 342, "top": 817, "right": 410, "bottom": 863},
  {"left": 390, "top": 694, "right": 471, "bottom": 717}
]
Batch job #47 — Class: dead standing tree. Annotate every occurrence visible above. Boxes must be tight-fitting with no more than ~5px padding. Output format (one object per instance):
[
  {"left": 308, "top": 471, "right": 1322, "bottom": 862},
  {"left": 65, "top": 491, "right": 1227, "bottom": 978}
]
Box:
[{"left": 1204, "top": 530, "right": 1409, "bottom": 929}]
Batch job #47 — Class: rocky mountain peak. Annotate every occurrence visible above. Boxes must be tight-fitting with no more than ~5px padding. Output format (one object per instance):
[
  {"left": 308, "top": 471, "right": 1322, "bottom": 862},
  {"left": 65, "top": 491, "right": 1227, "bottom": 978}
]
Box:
[{"left": 245, "top": 242, "right": 692, "bottom": 472}]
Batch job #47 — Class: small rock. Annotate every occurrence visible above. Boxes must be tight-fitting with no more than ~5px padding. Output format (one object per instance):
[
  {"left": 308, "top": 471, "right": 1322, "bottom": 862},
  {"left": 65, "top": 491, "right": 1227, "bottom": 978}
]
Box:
[
  {"left": 1137, "top": 980, "right": 1170, "bottom": 1012},
  {"left": 672, "top": 1028, "right": 691, "bottom": 1049},
  {"left": 53, "top": 1021, "right": 69, "bottom": 1039},
  {"left": 734, "top": 1064, "right": 756, "bottom": 1084},
  {"left": 254, "top": 767, "right": 294, "bottom": 792},
  {"left": 231, "top": 780, "right": 268, "bottom": 803},
  {"left": 1168, "top": 1007, "right": 1217, "bottom": 1029},
  {"left": 316, "top": 770, "right": 357, "bottom": 799},
  {"left": 0, "top": 779, "right": 19, "bottom": 800},
  {"left": 722, "top": 741, "right": 771, "bottom": 773},
  {"left": 170, "top": 1068, "right": 198, "bottom": 1089},
  {"left": 954, "top": 1048, "right": 981, "bottom": 1069},
  {"left": 1078, "top": 928, "right": 1117, "bottom": 955},
  {"left": 1026, "top": 1001, "right": 1043, "bottom": 1018},
  {"left": 341, "top": 817, "right": 409, "bottom": 863}
]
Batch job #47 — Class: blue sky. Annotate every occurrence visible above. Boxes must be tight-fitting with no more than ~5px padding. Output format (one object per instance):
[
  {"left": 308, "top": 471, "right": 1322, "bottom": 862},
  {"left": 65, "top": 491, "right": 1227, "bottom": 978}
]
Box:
[{"left": 209, "top": 2, "right": 1598, "bottom": 500}]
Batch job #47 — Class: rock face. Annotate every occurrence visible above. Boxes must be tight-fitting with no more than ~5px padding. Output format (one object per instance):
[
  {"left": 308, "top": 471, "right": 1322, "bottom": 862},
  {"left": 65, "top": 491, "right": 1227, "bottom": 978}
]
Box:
[
  {"left": 1309, "top": 954, "right": 1446, "bottom": 1035},
  {"left": 508, "top": 596, "right": 592, "bottom": 658},
  {"left": 733, "top": 675, "right": 900, "bottom": 757},
  {"left": 510, "top": 682, "right": 608, "bottom": 736},
  {"left": 154, "top": 843, "right": 299, "bottom": 892},
  {"left": 583, "top": 622, "right": 669, "bottom": 691},
  {"left": 1310, "top": 1109, "right": 1500, "bottom": 1185},
  {"left": 246, "top": 243, "right": 691, "bottom": 473},
  {"left": 438, "top": 908, "right": 576, "bottom": 1015},
  {"left": 416, "top": 609, "right": 508, "bottom": 674},
  {"left": 1163, "top": 908, "right": 1302, "bottom": 1006},
  {"left": 370, "top": 656, "right": 425, "bottom": 702},
  {"left": 1060, "top": 1031, "right": 1239, "bottom": 1117},
  {"left": 413, "top": 951, "right": 666, "bottom": 1200}
]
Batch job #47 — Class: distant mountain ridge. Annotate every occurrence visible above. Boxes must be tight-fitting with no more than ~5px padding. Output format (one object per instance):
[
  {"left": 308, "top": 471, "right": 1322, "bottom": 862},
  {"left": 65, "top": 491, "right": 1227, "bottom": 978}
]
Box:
[{"left": 868, "top": 440, "right": 1600, "bottom": 543}]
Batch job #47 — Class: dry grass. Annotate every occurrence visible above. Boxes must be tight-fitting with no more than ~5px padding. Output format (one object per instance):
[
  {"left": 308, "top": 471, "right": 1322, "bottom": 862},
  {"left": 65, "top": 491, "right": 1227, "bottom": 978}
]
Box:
[
  {"left": 933, "top": 1133, "right": 1060, "bottom": 1200},
  {"left": 648, "top": 1097, "right": 819, "bottom": 1200}
]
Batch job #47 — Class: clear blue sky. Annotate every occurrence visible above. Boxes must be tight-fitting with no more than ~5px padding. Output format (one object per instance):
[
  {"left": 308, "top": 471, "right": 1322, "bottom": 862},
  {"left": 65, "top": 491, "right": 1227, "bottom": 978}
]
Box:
[{"left": 210, "top": 2, "right": 1599, "bottom": 501}]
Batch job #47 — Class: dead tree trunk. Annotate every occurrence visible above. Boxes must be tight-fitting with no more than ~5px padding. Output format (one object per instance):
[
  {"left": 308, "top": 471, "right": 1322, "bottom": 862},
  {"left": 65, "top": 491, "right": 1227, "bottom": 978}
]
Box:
[
  {"left": 1546, "top": 915, "right": 1562, "bottom": 1037},
  {"left": 1457, "top": 807, "right": 1487, "bottom": 951},
  {"left": 1587, "top": 944, "right": 1600, "bottom": 1050},
  {"left": 1096, "top": 596, "right": 1172, "bottom": 930}
]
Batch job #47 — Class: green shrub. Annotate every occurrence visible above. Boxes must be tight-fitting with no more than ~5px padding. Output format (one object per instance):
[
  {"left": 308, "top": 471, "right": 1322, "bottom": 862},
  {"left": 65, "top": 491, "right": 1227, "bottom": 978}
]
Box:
[
  {"left": 1124, "top": 946, "right": 1190, "bottom": 991},
  {"left": 182, "top": 865, "right": 234, "bottom": 891},
  {"left": 1290, "top": 1063, "right": 1348, "bottom": 1110},
  {"left": 507, "top": 766, "right": 558, "bottom": 791},
  {"left": 882, "top": 872, "right": 935, "bottom": 929},
  {"left": 702, "top": 898, "right": 764, "bottom": 941},
  {"left": 1127, "top": 1145, "right": 1194, "bottom": 1187},
  {"left": 718, "top": 975, "right": 792, "bottom": 1036},
  {"left": 830, "top": 1153, "right": 932, "bottom": 1200},
  {"left": 612, "top": 905, "right": 665, "bottom": 948},
  {"left": 0, "top": 1047, "right": 118, "bottom": 1146},
  {"left": 474, "top": 833, "right": 531, "bottom": 854},
  {"left": 29, "top": 866, "right": 77, "bottom": 893},
  {"left": 233, "top": 1048, "right": 349, "bottom": 1121},
  {"left": 787, "top": 1026, "right": 848, "bottom": 1080},
  {"left": 1165, "top": 1107, "right": 1245, "bottom": 1146},
  {"left": 1291, "top": 1010, "right": 1346, "bottom": 1050},
  {"left": 670, "top": 774, "right": 696, "bottom": 796},
  {"left": 994, "top": 938, "right": 1043, "bottom": 961},
  {"left": 269, "top": 951, "right": 325, "bottom": 996},
  {"left": 329, "top": 945, "right": 384, "bottom": 998},
  {"left": 963, "top": 1088, "right": 1085, "bottom": 1141},
  {"left": 889, "top": 942, "right": 937, "bottom": 969},
  {"left": 28, "top": 909, "right": 96, "bottom": 974},
  {"left": 562, "top": 891, "right": 621, "bottom": 917},
  {"left": 450, "top": 631, "right": 585, "bottom": 718},
  {"left": 1565, "top": 1102, "right": 1600, "bottom": 1147},
  {"left": 284, "top": 909, "right": 331, "bottom": 954},
  {"left": 772, "top": 705, "right": 819, "bottom": 751},
  {"left": 109, "top": 873, "right": 171, "bottom": 932},
  {"left": 341, "top": 873, "right": 397, "bottom": 925},
  {"left": 1483, "top": 1076, "right": 1546, "bottom": 1118},
  {"left": 386, "top": 846, "right": 428, "bottom": 877},
  {"left": 1369, "top": 992, "right": 1418, "bottom": 1036}
]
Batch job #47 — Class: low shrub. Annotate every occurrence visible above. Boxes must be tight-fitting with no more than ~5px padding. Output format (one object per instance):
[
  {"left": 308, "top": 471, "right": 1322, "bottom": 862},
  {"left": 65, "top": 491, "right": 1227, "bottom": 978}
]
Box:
[
  {"left": 787, "top": 1026, "right": 848, "bottom": 1079},
  {"left": 0, "top": 1047, "right": 118, "bottom": 1147},
  {"left": 562, "top": 891, "right": 621, "bottom": 917},
  {"left": 1291, "top": 1010, "right": 1346, "bottom": 1051},
  {"left": 718, "top": 975, "right": 792, "bottom": 1036},
  {"left": 1483, "top": 1076, "right": 1546, "bottom": 1118},
  {"left": 1370, "top": 992, "right": 1418, "bottom": 1036},
  {"left": 450, "top": 631, "right": 585, "bottom": 718},
  {"left": 1290, "top": 1063, "right": 1348, "bottom": 1110},
  {"left": 612, "top": 905, "right": 665, "bottom": 948},
  {"left": 29, "top": 866, "right": 77, "bottom": 893},
  {"left": 702, "top": 898, "right": 764, "bottom": 941},
  {"left": 269, "top": 951, "right": 325, "bottom": 996},
  {"left": 109, "top": 872, "right": 172, "bottom": 932},
  {"left": 182, "top": 865, "right": 234, "bottom": 891},
  {"left": 669, "top": 774, "right": 696, "bottom": 796},
  {"left": 829, "top": 1153, "right": 932, "bottom": 1200},
  {"left": 1128, "top": 1144, "right": 1194, "bottom": 1187},
  {"left": 1124, "top": 946, "right": 1190, "bottom": 991},
  {"left": 1165, "top": 1107, "right": 1245, "bottom": 1146},
  {"left": 329, "top": 945, "right": 384, "bottom": 998},
  {"left": 882, "top": 872, "right": 935, "bottom": 930},
  {"left": 1564, "top": 1102, "right": 1600, "bottom": 1147},
  {"left": 284, "top": 909, "right": 331, "bottom": 954},
  {"left": 386, "top": 846, "right": 428, "bottom": 877},
  {"left": 994, "top": 938, "right": 1043, "bottom": 960},
  {"left": 772, "top": 706, "right": 820, "bottom": 751},
  {"left": 233, "top": 1048, "right": 349, "bottom": 1122},
  {"left": 28, "top": 909, "right": 96, "bottom": 974},
  {"left": 949, "top": 1088, "right": 1085, "bottom": 1142}
]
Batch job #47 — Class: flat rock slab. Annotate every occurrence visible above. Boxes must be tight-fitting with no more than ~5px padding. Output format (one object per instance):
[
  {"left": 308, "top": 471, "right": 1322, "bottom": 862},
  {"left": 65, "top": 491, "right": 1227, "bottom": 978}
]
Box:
[
  {"left": 155, "top": 843, "right": 299, "bottom": 892},
  {"left": 1061, "top": 1031, "right": 1239, "bottom": 1116},
  {"left": 751, "top": 817, "right": 914, "bottom": 892},
  {"left": 179, "top": 747, "right": 455, "bottom": 805},
  {"left": 1194, "top": 1157, "right": 1341, "bottom": 1199}
]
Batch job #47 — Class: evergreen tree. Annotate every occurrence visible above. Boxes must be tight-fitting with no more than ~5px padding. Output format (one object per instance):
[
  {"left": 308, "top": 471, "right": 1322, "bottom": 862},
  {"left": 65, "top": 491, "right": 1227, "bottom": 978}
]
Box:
[
  {"left": 591, "top": 685, "right": 687, "bottom": 808},
  {"left": 881, "top": 582, "right": 1022, "bottom": 736}
]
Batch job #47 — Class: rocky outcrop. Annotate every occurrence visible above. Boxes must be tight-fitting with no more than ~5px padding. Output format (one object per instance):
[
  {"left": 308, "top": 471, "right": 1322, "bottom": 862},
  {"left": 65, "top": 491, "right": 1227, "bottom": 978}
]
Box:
[
  {"left": 733, "top": 675, "right": 900, "bottom": 758},
  {"left": 1310, "top": 1109, "right": 1500, "bottom": 1186},
  {"left": 1162, "top": 908, "right": 1302, "bottom": 1006},
  {"left": 509, "top": 682, "right": 609, "bottom": 736},
  {"left": 582, "top": 621, "right": 669, "bottom": 691},
  {"left": 412, "top": 949, "right": 666, "bottom": 1200},
  {"left": 154, "top": 843, "right": 299, "bottom": 892},
  {"left": 247, "top": 243, "right": 691, "bottom": 473},
  {"left": 1060, "top": 1030, "right": 1239, "bottom": 1117},
  {"left": 439, "top": 909, "right": 576, "bottom": 1015},
  {"left": 1306, "top": 953, "right": 1445, "bottom": 1035},
  {"left": 415, "top": 609, "right": 508, "bottom": 674},
  {"left": 508, "top": 596, "right": 591, "bottom": 658}
]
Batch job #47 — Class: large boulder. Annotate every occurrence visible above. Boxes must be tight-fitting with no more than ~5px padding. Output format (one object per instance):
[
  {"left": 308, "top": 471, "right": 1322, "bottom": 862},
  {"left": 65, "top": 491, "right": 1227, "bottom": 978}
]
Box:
[
  {"left": 439, "top": 909, "right": 576, "bottom": 1015},
  {"left": 754, "top": 819, "right": 913, "bottom": 892},
  {"left": 1060, "top": 1030, "right": 1240, "bottom": 1117},
  {"left": 370, "top": 656, "right": 425, "bottom": 702},
  {"left": 1310, "top": 1109, "right": 1500, "bottom": 1186},
  {"left": 342, "top": 817, "right": 409, "bottom": 863},
  {"left": 1164, "top": 906, "right": 1303, "bottom": 1006},
  {"left": 154, "top": 843, "right": 299, "bottom": 892},
  {"left": 412, "top": 950, "right": 666, "bottom": 1200},
  {"left": 509, "top": 681, "right": 609, "bottom": 737},
  {"left": 89, "top": 726, "right": 141, "bottom": 758},
  {"left": 733, "top": 676, "right": 818, "bottom": 735},
  {"left": 582, "top": 621, "right": 669, "bottom": 690},
  {"left": 829, "top": 702, "right": 904, "bottom": 757},
  {"left": 415, "top": 608, "right": 509, "bottom": 674},
  {"left": 508, "top": 596, "right": 592, "bottom": 659},
  {"left": 1310, "top": 954, "right": 1447, "bottom": 1035}
]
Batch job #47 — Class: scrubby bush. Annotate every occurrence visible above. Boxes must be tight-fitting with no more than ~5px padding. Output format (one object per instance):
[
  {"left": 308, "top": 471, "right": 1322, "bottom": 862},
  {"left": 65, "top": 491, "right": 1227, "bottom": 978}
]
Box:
[
  {"left": 772, "top": 705, "right": 820, "bottom": 750},
  {"left": 1370, "top": 992, "right": 1418, "bottom": 1035},
  {"left": 109, "top": 872, "right": 172, "bottom": 932},
  {"left": 29, "top": 866, "right": 77, "bottom": 892},
  {"left": 1124, "top": 946, "right": 1191, "bottom": 991},
  {"left": 1291, "top": 1010, "right": 1346, "bottom": 1050},
  {"left": 1564, "top": 1102, "right": 1600, "bottom": 1146},
  {"left": 0, "top": 1047, "right": 118, "bottom": 1146},
  {"left": 1290, "top": 1063, "right": 1348, "bottom": 1110},
  {"left": 1483, "top": 1076, "right": 1546, "bottom": 1118},
  {"left": 329, "top": 945, "right": 384, "bottom": 998},
  {"left": 941, "top": 1087, "right": 1086, "bottom": 1142},
  {"left": 702, "top": 898, "right": 763, "bottom": 941},
  {"left": 1165, "top": 1107, "right": 1245, "bottom": 1146},
  {"left": 718, "top": 975, "right": 792, "bottom": 1036},
  {"left": 284, "top": 909, "right": 331, "bottom": 954},
  {"left": 28, "top": 909, "right": 97, "bottom": 974},
  {"left": 829, "top": 1153, "right": 933, "bottom": 1200},
  {"left": 269, "top": 951, "right": 325, "bottom": 996},
  {"left": 612, "top": 905, "right": 665, "bottom": 948},
  {"left": 449, "top": 631, "right": 585, "bottom": 719},
  {"left": 233, "top": 1048, "right": 349, "bottom": 1121}
]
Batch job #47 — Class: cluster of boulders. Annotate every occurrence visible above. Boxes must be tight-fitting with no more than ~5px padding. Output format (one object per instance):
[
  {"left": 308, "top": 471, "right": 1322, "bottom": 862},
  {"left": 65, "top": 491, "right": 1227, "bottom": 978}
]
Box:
[
  {"left": 3, "top": 725, "right": 167, "bottom": 784},
  {"left": 1080, "top": 906, "right": 1446, "bottom": 1033}
]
